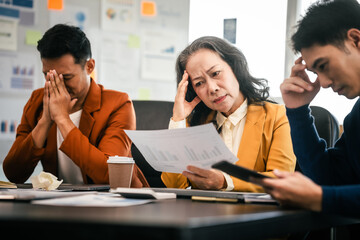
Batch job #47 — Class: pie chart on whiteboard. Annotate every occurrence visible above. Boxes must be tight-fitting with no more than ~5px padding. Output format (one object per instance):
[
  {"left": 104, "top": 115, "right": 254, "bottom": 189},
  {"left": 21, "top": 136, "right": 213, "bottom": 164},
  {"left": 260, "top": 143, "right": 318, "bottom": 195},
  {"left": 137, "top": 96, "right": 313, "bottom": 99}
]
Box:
[{"left": 106, "top": 8, "right": 116, "bottom": 19}]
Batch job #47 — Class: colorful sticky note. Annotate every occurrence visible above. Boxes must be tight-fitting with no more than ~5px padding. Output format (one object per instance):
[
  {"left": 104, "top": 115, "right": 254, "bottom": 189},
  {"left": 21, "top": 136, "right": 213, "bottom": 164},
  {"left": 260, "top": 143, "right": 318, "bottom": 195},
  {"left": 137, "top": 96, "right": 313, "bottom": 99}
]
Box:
[
  {"left": 138, "top": 88, "right": 151, "bottom": 100},
  {"left": 20, "top": 11, "right": 35, "bottom": 26},
  {"left": 128, "top": 34, "right": 140, "bottom": 48},
  {"left": 48, "top": 0, "right": 63, "bottom": 10},
  {"left": 25, "top": 30, "right": 42, "bottom": 46},
  {"left": 141, "top": 1, "right": 156, "bottom": 17}
]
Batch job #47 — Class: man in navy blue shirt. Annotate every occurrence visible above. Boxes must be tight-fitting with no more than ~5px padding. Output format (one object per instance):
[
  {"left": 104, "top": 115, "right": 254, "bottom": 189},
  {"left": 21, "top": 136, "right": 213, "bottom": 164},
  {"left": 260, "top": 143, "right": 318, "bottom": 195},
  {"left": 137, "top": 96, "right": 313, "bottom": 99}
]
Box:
[{"left": 258, "top": 0, "right": 360, "bottom": 218}]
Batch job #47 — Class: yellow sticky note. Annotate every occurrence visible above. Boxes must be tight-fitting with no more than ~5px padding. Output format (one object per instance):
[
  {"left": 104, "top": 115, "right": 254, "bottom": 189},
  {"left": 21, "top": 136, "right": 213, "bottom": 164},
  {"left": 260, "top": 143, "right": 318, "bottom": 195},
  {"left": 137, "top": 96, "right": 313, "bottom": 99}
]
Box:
[
  {"left": 128, "top": 35, "right": 140, "bottom": 48},
  {"left": 26, "top": 30, "right": 42, "bottom": 46},
  {"left": 141, "top": 1, "right": 156, "bottom": 17},
  {"left": 138, "top": 88, "right": 151, "bottom": 100},
  {"left": 48, "top": 0, "right": 63, "bottom": 10}
]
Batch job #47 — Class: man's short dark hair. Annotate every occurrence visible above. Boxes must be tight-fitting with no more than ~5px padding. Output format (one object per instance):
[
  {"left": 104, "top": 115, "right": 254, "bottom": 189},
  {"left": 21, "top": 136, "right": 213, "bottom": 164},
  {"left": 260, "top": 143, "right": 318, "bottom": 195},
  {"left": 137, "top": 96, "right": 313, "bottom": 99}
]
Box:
[
  {"left": 37, "top": 24, "right": 92, "bottom": 66},
  {"left": 292, "top": 0, "right": 360, "bottom": 53}
]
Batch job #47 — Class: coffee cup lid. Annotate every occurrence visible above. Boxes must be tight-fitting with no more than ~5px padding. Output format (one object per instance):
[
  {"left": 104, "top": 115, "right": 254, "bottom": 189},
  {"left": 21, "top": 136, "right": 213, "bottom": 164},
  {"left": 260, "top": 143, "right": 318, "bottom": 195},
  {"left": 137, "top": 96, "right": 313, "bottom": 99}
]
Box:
[{"left": 107, "top": 156, "right": 134, "bottom": 164}]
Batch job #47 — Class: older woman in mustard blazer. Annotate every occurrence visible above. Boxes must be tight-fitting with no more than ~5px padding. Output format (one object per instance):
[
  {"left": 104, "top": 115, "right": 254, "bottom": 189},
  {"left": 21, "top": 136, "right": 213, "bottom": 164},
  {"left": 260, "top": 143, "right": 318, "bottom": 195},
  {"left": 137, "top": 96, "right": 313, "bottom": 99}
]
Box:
[{"left": 161, "top": 36, "right": 295, "bottom": 192}]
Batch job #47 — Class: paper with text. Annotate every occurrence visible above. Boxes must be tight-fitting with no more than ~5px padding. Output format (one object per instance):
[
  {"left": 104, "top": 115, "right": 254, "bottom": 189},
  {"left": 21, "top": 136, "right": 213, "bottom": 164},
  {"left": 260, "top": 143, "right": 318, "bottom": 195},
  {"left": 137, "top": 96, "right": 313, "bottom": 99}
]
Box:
[
  {"left": 32, "top": 193, "right": 152, "bottom": 207},
  {"left": 125, "top": 123, "right": 238, "bottom": 173}
]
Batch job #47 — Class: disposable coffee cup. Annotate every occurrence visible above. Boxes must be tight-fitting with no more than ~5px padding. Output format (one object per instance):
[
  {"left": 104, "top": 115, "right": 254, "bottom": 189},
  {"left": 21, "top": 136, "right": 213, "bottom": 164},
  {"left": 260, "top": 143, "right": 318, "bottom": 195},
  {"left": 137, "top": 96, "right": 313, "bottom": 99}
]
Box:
[{"left": 107, "top": 156, "right": 134, "bottom": 189}]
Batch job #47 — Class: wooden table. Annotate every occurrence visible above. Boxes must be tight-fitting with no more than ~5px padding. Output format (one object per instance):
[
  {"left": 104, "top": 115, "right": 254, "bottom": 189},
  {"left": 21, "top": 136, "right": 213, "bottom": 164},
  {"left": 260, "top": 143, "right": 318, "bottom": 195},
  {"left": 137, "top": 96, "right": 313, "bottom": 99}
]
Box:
[{"left": 0, "top": 197, "right": 358, "bottom": 240}]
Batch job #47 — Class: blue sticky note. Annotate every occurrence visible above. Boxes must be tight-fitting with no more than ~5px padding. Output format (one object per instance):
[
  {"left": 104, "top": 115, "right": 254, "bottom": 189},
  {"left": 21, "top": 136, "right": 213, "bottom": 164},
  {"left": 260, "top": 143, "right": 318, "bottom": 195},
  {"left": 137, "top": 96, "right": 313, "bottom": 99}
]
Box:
[
  {"left": 0, "top": 6, "right": 20, "bottom": 18},
  {"left": 13, "top": 0, "right": 33, "bottom": 8},
  {"left": 1, "top": 121, "right": 7, "bottom": 133}
]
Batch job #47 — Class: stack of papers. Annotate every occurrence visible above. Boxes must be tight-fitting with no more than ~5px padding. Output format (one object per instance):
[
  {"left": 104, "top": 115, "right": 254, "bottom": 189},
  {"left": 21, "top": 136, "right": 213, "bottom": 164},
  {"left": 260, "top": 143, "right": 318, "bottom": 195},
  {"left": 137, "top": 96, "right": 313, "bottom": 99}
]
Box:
[
  {"left": 111, "top": 188, "right": 176, "bottom": 200},
  {"left": 150, "top": 188, "right": 277, "bottom": 204},
  {"left": 32, "top": 193, "right": 152, "bottom": 207},
  {"left": 0, "top": 181, "right": 17, "bottom": 189},
  {"left": 151, "top": 187, "right": 244, "bottom": 200},
  {"left": 0, "top": 188, "right": 93, "bottom": 201},
  {"left": 0, "top": 188, "right": 153, "bottom": 207},
  {"left": 243, "top": 193, "right": 276, "bottom": 204}
]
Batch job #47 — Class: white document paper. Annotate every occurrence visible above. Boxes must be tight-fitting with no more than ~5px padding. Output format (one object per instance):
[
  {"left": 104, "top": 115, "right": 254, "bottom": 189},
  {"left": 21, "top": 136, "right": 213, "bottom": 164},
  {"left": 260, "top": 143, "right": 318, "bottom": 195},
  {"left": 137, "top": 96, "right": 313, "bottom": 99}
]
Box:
[
  {"left": 1, "top": 189, "right": 95, "bottom": 201},
  {"left": 32, "top": 193, "right": 152, "bottom": 207},
  {"left": 125, "top": 123, "right": 238, "bottom": 173},
  {"left": 0, "top": 18, "right": 18, "bottom": 51}
]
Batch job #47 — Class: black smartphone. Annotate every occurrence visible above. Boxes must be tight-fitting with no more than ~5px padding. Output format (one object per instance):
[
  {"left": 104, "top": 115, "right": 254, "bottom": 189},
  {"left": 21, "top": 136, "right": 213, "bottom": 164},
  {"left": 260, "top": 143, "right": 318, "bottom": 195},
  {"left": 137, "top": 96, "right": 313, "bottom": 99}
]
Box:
[{"left": 212, "top": 160, "right": 271, "bottom": 183}]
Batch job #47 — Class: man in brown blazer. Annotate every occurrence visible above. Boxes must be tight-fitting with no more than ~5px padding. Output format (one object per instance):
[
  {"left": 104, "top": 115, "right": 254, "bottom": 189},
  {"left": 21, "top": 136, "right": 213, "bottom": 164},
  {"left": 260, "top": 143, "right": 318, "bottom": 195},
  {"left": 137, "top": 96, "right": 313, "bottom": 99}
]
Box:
[{"left": 3, "top": 24, "right": 148, "bottom": 187}]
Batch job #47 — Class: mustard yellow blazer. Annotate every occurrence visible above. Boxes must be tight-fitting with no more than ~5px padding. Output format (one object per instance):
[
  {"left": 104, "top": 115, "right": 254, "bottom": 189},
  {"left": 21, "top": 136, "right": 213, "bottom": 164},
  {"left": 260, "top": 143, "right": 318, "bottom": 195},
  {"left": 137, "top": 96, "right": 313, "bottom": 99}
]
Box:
[{"left": 161, "top": 102, "right": 296, "bottom": 192}]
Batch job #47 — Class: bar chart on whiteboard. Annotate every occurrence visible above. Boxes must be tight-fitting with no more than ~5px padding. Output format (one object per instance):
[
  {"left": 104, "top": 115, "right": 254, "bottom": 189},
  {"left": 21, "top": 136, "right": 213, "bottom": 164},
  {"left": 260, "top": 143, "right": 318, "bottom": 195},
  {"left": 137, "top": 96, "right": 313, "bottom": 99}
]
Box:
[{"left": 125, "top": 123, "right": 238, "bottom": 173}]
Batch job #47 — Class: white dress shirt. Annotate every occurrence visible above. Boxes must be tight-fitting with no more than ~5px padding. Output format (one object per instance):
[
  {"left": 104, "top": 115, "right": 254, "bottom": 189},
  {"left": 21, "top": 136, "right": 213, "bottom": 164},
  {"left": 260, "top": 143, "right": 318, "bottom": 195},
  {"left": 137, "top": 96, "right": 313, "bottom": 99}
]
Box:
[
  {"left": 57, "top": 109, "right": 83, "bottom": 184},
  {"left": 169, "top": 99, "right": 248, "bottom": 191}
]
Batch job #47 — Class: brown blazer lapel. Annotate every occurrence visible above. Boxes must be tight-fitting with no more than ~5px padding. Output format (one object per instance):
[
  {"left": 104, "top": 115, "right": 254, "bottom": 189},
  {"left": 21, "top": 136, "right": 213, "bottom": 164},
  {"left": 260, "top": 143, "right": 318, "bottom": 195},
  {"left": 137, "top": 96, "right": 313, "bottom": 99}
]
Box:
[
  {"left": 236, "top": 104, "right": 265, "bottom": 170},
  {"left": 79, "top": 78, "right": 101, "bottom": 139},
  {"left": 79, "top": 110, "right": 95, "bottom": 138}
]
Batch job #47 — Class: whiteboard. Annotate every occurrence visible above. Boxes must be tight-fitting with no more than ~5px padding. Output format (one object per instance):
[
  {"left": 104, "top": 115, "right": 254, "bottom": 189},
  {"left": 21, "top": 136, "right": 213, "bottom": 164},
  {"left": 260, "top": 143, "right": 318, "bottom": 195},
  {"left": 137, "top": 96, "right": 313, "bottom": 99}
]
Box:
[
  {"left": 97, "top": 0, "right": 189, "bottom": 101},
  {"left": 0, "top": 0, "right": 190, "bottom": 180}
]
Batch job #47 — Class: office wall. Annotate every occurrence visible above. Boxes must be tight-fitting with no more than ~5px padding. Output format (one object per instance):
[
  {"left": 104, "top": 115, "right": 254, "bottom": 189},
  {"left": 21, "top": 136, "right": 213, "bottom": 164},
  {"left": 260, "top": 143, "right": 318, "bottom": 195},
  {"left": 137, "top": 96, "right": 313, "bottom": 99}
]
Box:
[
  {"left": 189, "top": 0, "right": 288, "bottom": 99},
  {"left": 188, "top": 0, "right": 357, "bottom": 124},
  {"left": 0, "top": 0, "right": 189, "bottom": 181}
]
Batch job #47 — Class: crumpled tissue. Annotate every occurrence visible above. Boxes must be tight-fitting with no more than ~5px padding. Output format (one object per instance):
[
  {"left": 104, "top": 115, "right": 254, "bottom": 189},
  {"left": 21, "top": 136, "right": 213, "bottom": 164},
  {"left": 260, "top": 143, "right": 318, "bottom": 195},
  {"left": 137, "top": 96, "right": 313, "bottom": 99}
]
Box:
[{"left": 30, "top": 171, "right": 63, "bottom": 190}]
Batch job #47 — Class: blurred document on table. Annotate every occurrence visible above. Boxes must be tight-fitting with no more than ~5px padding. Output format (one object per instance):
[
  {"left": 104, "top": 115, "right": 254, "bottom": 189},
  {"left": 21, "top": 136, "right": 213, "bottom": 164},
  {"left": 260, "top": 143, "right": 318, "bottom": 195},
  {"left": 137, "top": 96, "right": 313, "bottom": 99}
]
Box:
[
  {"left": 0, "top": 181, "right": 17, "bottom": 189},
  {"left": 32, "top": 193, "right": 152, "bottom": 207},
  {"left": 125, "top": 123, "right": 238, "bottom": 173}
]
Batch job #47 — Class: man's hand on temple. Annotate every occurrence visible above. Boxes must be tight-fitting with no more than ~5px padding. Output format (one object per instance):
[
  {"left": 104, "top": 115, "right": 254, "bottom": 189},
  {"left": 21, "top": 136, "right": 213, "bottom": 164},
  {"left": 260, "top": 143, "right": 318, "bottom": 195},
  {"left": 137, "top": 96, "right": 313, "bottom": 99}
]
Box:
[{"left": 280, "top": 57, "right": 321, "bottom": 109}]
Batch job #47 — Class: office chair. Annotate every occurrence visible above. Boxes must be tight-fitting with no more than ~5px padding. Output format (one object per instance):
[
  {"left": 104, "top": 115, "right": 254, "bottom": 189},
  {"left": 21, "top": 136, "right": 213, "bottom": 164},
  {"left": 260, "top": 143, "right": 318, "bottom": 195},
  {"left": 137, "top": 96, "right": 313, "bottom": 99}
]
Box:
[
  {"left": 309, "top": 105, "right": 340, "bottom": 148},
  {"left": 131, "top": 100, "right": 174, "bottom": 187},
  {"left": 294, "top": 106, "right": 340, "bottom": 173},
  {"left": 291, "top": 106, "right": 342, "bottom": 240},
  {"left": 305, "top": 108, "right": 360, "bottom": 239}
]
